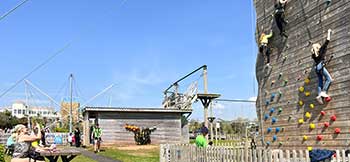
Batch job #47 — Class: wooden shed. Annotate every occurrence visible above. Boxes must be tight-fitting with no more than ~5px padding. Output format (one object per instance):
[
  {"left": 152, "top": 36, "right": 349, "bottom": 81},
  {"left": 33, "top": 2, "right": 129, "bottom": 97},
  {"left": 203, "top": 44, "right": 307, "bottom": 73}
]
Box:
[{"left": 82, "top": 107, "right": 192, "bottom": 146}]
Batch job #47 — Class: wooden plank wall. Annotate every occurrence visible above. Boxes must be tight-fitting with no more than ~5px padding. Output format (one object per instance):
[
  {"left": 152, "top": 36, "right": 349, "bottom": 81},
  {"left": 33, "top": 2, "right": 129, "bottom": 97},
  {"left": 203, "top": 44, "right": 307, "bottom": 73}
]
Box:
[
  {"left": 254, "top": 0, "right": 350, "bottom": 149},
  {"left": 97, "top": 112, "right": 186, "bottom": 144}
]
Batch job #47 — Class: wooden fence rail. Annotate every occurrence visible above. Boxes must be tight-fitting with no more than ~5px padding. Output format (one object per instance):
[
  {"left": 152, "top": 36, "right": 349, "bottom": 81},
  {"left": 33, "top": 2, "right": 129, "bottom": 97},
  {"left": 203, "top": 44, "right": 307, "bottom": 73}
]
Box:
[{"left": 160, "top": 143, "right": 350, "bottom": 162}]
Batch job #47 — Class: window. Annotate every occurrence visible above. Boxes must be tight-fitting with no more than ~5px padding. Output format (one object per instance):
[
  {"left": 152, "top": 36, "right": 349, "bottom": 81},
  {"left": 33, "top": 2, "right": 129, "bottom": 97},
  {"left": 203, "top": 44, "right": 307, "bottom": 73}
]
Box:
[{"left": 14, "top": 109, "right": 17, "bottom": 114}]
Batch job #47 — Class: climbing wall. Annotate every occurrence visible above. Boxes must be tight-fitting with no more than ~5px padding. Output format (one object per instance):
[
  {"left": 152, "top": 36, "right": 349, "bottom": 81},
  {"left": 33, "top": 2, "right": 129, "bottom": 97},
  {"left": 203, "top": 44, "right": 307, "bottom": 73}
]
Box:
[{"left": 254, "top": 0, "right": 350, "bottom": 149}]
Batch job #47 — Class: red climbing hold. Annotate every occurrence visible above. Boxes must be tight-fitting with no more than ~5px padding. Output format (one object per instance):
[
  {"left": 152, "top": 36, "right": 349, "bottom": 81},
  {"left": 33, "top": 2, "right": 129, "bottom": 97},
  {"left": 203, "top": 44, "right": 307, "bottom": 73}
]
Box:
[
  {"left": 331, "top": 115, "right": 337, "bottom": 121},
  {"left": 317, "top": 135, "right": 323, "bottom": 141},
  {"left": 335, "top": 128, "right": 341, "bottom": 134},
  {"left": 320, "top": 111, "right": 326, "bottom": 116},
  {"left": 324, "top": 122, "right": 330, "bottom": 128},
  {"left": 325, "top": 96, "right": 332, "bottom": 102}
]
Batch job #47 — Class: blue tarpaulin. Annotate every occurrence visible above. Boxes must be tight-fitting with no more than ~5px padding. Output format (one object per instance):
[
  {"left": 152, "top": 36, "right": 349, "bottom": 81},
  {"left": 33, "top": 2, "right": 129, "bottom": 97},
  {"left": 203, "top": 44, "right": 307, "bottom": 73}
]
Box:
[{"left": 309, "top": 149, "right": 335, "bottom": 162}]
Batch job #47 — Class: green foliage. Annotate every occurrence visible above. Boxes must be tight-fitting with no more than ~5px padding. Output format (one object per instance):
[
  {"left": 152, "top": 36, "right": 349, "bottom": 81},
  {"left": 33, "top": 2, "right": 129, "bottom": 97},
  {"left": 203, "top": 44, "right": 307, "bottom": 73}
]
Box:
[
  {"left": 55, "top": 127, "right": 69, "bottom": 132},
  {"left": 189, "top": 119, "right": 202, "bottom": 132},
  {"left": 0, "top": 145, "right": 5, "bottom": 162},
  {"left": 0, "top": 110, "right": 25, "bottom": 129}
]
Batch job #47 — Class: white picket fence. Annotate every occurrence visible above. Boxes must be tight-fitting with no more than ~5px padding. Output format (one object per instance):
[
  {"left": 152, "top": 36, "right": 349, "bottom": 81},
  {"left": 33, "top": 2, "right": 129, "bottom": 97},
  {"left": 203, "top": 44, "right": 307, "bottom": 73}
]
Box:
[{"left": 160, "top": 143, "right": 350, "bottom": 162}]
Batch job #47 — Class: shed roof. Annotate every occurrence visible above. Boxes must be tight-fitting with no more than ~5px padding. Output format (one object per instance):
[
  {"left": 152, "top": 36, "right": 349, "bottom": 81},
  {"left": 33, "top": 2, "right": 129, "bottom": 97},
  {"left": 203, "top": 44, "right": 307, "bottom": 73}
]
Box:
[{"left": 83, "top": 107, "right": 192, "bottom": 113}]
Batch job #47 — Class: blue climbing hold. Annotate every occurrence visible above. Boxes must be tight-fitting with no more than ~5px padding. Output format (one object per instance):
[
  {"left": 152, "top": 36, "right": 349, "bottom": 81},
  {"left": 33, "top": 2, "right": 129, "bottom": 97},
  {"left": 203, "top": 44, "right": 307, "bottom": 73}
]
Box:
[
  {"left": 264, "top": 114, "right": 269, "bottom": 120},
  {"left": 272, "top": 117, "right": 277, "bottom": 123},
  {"left": 266, "top": 141, "right": 271, "bottom": 145},
  {"left": 273, "top": 135, "right": 277, "bottom": 141},
  {"left": 270, "top": 93, "right": 276, "bottom": 102},
  {"left": 276, "top": 127, "right": 281, "bottom": 133},
  {"left": 270, "top": 108, "right": 275, "bottom": 114},
  {"left": 266, "top": 100, "right": 270, "bottom": 106},
  {"left": 267, "top": 127, "right": 272, "bottom": 133}
]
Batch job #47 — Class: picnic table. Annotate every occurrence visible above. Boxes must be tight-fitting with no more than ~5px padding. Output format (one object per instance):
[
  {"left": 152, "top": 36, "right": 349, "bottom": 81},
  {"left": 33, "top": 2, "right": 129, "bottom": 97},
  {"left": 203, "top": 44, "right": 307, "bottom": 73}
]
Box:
[{"left": 36, "top": 148, "right": 81, "bottom": 162}]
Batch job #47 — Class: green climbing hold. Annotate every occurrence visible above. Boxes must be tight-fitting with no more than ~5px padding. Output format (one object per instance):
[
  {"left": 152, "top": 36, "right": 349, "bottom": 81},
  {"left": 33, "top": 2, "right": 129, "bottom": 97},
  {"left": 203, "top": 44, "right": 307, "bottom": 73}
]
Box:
[{"left": 278, "top": 107, "right": 283, "bottom": 113}]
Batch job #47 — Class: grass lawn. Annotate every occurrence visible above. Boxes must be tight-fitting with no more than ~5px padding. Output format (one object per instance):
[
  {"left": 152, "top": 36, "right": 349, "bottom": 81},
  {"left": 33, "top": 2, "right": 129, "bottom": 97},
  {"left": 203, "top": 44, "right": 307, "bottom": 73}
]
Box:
[
  {"left": 96, "top": 145, "right": 160, "bottom": 162},
  {"left": 5, "top": 154, "right": 97, "bottom": 162}
]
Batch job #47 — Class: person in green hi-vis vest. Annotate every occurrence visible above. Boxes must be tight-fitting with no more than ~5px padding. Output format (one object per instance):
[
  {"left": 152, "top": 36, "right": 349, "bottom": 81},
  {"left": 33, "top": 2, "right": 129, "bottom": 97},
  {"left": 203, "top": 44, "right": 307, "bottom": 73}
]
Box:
[
  {"left": 92, "top": 124, "right": 103, "bottom": 153},
  {"left": 195, "top": 126, "right": 212, "bottom": 148}
]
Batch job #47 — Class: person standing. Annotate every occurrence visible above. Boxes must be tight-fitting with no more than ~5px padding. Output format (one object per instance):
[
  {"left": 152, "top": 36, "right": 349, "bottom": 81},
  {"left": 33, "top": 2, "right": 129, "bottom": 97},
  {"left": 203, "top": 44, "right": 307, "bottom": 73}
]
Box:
[
  {"left": 92, "top": 124, "right": 103, "bottom": 153},
  {"left": 195, "top": 126, "right": 212, "bottom": 148},
  {"left": 74, "top": 127, "right": 81, "bottom": 147}
]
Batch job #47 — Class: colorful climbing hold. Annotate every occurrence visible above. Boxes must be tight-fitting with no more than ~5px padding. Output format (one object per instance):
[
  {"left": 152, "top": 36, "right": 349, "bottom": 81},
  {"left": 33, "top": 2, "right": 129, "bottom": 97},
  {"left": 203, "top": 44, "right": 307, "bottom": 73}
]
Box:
[
  {"left": 283, "top": 79, "right": 288, "bottom": 86},
  {"left": 278, "top": 107, "right": 283, "bottom": 113},
  {"left": 266, "top": 141, "right": 271, "bottom": 145},
  {"left": 305, "top": 112, "right": 311, "bottom": 119},
  {"left": 270, "top": 108, "right": 275, "bottom": 114},
  {"left": 266, "top": 100, "right": 270, "bottom": 106},
  {"left": 305, "top": 91, "right": 311, "bottom": 97},
  {"left": 331, "top": 115, "right": 337, "bottom": 121},
  {"left": 278, "top": 73, "right": 283, "bottom": 80},
  {"left": 298, "top": 118, "right": 304, "bottom": 124},
  {"left": 271, "top": 93, "right": 276, "bottom": 102},
  {"left": 271, "top": 80, "right": 276, "bottom": 86},
  {"left": 279, "top": 142, "right": 283, "bottom": 145},
  {"left": 326, "top": 0, "right": 332, "bottom": 5},
  {"left": 264, "top": 114, "right": 269, "bottom": 120},
  {"left": 305, "top": 78, "right": 311, "bottom": 84},
  {"left": 320, "top": 111, "right": 326, "bottom": 116},
  {"left": 299, "top": 86, "right": 305, "bottom": 93},
  {"left": 308, "top": 147, "right": 313, "bottom": 151},
  {"left": 264, "top": 114, "right": 270, "bottom": 120},
  {"left": 303, "top": 135, "right": 308, "bottom": 141},
  {"left": 276, "top": 127, "right": 281, "bottom": 133},
  {"left": 324, "top": 122, "right": 330, "bottom": 128},
  {"left": 299, "top": 100, "right": 304, "bottom": 106},
  {"left": 267, "top": 127, "right": 272, "bottom": 133},
  {"left": 309, "top": 123, "right": 316, "bottom": 129},
  {"left": 335, "top": 128, "right": 341, "bottom": 134},
  {"left": 325, "top": 96, "right": 332, "bottom": 102},
  {"left": 317, "top": 135, "right": 323, "bottom": 141},
  {"left": 310, "top": 104, "right": 315, "bottom": 109},
  {"left": 278, "top": 90, "right": 283, "bottom": 97},
  {"left": 272, "top": 117, "right": 277, "bottom": 124},
  {"left": 273, "top": 135, "right": 277, "bottom": 141}
]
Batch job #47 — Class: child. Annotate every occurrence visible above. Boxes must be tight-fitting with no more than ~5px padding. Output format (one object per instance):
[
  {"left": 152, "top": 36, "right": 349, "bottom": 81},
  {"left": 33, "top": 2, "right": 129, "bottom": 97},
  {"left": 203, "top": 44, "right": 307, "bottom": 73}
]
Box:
[{"left": 311, "top": 29, "right": 333, "bottom": 104}]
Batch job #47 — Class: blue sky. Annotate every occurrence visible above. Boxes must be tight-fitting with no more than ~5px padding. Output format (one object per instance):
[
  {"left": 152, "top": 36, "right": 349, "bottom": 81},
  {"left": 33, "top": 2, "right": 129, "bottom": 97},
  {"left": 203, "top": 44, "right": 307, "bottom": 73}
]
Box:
[{"left": 0, "top": 0, "right": 257, "bottom": 120}]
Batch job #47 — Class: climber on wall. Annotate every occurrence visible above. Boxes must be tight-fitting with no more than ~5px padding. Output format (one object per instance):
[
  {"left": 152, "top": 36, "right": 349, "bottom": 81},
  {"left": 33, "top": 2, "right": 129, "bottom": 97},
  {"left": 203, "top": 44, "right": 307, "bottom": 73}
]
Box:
[
  {"left": 259, "top": 30, "right": 273, "bottom": 67},
  {"left": 274, "top": 0, "right": 288, "bottom": 37},
  {"left": 311, "top": 29, "right": 333, "bottom": 104}
]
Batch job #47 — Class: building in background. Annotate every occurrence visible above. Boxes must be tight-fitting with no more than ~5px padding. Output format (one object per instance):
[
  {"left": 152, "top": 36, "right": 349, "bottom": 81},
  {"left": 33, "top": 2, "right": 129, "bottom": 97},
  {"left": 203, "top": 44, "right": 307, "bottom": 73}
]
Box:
[{"left": 10, "top": 100, "right": 60, "bottom": 119}]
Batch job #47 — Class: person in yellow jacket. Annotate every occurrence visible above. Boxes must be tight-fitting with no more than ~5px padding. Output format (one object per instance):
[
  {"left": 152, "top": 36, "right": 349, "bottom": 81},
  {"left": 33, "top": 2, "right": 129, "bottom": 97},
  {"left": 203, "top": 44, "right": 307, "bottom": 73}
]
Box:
[{"left": 259, "top": 30, "right": 273, "bottom": 66}]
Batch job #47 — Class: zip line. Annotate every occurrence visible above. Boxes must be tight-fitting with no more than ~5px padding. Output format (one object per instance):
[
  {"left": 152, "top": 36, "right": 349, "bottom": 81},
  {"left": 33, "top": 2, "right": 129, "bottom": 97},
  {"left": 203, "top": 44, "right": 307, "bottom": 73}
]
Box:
[{"left": 0, "top": 0, "right": 30, "bottom": 22}]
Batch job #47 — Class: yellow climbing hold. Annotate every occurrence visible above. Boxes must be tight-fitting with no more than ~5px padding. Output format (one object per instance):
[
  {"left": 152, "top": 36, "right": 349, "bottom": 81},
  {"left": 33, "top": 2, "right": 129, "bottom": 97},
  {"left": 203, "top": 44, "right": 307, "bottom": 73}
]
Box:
[
  {"left": 305, "top": 78, "right": 310, "bottom": 84},
  {"left": 299, "top": 86, "right": 305, "bottom": 92},
  {"left": 305, "top": 112, "right": 311, "bottom": 118},
  {"left": 298, "top": 118, "right": 304, "bottom": 124},
  {"left": 299, "top": 100, "right": 304, "bottom": 106},
  {"left": 303, "top": 135, "right": 308, "bottom": 141},
  {"left": 310, "top": 123, "right": 316, "bottom": 129},
  {"left": 310, "top": 104, "right": 315, "bottom": 109},
  {"left": 305, "top": 91, "right": 311, "bottom": 97},
  {"left": 308, "top": 147, "right": 313, "bottom": 151}
]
